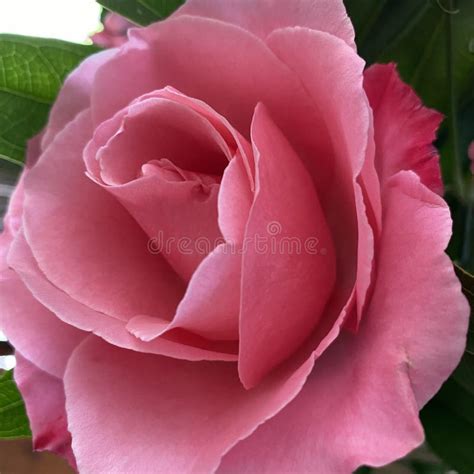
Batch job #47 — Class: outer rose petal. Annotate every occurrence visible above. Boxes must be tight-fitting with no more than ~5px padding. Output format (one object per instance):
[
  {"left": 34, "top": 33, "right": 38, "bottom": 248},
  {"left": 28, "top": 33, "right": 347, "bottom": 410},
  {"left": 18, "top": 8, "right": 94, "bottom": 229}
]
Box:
[
  {"left": 239, "top": 105, "right": 336, "bottom": 388},
  {"left": 0, "top": 271, "right": 86, "bottom": 378},
  {"left": 218, "top": 171, "right": 469, "bottom": 473},
  {"left": 41, "top": 49, "right": 116, "bottom": 150},
  {"left": 364, "top": 63, "right": 443, "bottom": 194},
  {"left": 14, "top": 353, "right": 75, "bottom": 468},
  {"left": 174, "top": 0, "right": 355, "bottom": 49},
  {"left": 64, "top": 336, "right": 315, "bottom": 474}
]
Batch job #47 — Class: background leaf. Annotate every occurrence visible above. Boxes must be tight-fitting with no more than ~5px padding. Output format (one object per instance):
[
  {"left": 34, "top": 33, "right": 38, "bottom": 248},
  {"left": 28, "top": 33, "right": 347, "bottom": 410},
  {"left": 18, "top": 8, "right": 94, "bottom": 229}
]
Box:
[
  {"left": 0, "top": 35, "right": 98, "bottom": 166},
  {"left": 98, "top": 0, "right": 184, "bottom": 25},
  {"left": 344, "top": 0, "right": 474, "bottom": 114},
  {"left": 0, "top": 370, "right": 31, "bottom": 439}
]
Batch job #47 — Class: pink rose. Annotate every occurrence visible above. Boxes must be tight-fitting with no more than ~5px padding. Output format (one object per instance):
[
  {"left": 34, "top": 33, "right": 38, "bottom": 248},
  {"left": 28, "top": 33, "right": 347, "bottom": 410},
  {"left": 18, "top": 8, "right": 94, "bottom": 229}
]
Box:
[
  {"left": 91, "top": 12, "right": 133, "bottom": 48},
  {"left": 0, "top": 1, "right": 469, "bottom": 472}
]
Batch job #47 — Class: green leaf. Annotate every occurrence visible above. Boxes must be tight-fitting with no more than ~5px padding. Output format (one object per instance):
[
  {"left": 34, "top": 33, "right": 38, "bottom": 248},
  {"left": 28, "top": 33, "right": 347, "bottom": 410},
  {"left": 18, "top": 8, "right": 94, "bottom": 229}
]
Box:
[
  {"left": 344, "top": 0, "right": 430, "bottom": 66},
  {"left": 0, "top": 370, "right": 31, "bottom": 439},
  {"left": 0, "top": 35, "right": 99, "bottom": 166},
  {"left": 98, "top": 0, "right": 184, "bottom": 25},
  {"left": 344, "top": 0, "right": 474, "bottom": 114},
  {"left": 421, "top": 378, "right": 474, "bottom": 474}
]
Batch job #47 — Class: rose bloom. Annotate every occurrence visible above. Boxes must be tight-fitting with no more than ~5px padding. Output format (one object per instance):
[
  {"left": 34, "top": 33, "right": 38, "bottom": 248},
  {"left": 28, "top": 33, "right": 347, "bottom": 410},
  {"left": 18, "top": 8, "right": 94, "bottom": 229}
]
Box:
[{"left": 0, "top": 1, "right": 469, "bottom": 472}]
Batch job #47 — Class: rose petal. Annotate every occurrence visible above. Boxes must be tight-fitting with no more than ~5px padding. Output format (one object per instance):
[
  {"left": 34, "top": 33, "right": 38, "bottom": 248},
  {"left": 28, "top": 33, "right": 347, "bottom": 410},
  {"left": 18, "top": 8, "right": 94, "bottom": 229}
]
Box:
[
  {"left": 86, "top": 87, "right": 251, "bottom": 184},
  {"left": 218, "top": 171, "right": 469, "bottom": 473},
  {"left": 9, "top": 231, "right": 238, "bottom": 361},
  {"left": 92, "top": 20, "right": 359, "bottom": 307},
  {"left": 91, "top": 18, "right": 359, "bottom": 304},
  {"left": 343, "top": 182, "right": 376, "bottom": 331},
  {"left": 86, "top": 94, "right": 230, "bottom": 281},
  {"left": 218, "top": 153, "right": 253, "bottom": 244},
  {"left": 0, "top": 271, "right": 86, "bottom": 377},
  {"left": 14, "top": 353, "right": 75, "bottom": 468},
  {"left": 23, "top": 110, "right": 185, "bottom": 321},
  {"left": 92, "top": 15, "right": 331, "bottom": 162},
  {"left": 238, "top": 105, "right": 336, "bottom": 388},
  {"left": 64, "top": 335, "right": 315, "bottom": 473},
  {"left": 364, "top": 63, "right": 444, "bottom": 194},
  {"left": 174, "top": 0, "right": 355, "bottom": 49},
  {"left": 267, "top": 26, "right": 376, "bottom": 332},
  {"left": 98, "top": 169, "right": 222, "bottom": 282},
  {"left": 93, "top": 97, "right": 230, "bottom": 185},
  {"left": 127, "top": 243, "right": 241, "bottom": 341}
]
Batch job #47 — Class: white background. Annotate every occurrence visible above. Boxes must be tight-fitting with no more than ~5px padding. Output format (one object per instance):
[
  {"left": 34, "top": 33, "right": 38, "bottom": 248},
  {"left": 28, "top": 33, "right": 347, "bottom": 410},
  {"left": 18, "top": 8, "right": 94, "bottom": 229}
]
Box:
[{"left": 0, "top": 0, "right": 102, "bottom": 43}]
